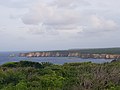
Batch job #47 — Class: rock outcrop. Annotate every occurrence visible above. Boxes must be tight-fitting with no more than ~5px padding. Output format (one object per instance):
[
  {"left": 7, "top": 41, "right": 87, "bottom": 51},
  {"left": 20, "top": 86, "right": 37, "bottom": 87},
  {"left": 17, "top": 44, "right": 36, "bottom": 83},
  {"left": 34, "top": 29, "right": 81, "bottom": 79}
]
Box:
[{"left": 20, "top": 51, "right": 120, "bottom": 59}]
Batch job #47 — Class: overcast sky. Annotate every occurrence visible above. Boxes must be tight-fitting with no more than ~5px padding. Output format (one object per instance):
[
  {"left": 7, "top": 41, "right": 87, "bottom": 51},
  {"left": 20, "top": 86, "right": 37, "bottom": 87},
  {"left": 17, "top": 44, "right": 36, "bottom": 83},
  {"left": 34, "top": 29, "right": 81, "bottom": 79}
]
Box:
[{"left": 0, "top": 0, "right": 120, "bottom": 51}]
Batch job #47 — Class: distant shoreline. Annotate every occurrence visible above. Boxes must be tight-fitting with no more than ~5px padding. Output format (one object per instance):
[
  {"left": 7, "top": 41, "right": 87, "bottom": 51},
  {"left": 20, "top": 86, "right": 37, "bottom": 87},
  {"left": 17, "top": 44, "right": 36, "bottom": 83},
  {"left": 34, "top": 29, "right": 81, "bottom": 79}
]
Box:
[{"left": 20, "top": 48, "right": 120, "bottom": 59}]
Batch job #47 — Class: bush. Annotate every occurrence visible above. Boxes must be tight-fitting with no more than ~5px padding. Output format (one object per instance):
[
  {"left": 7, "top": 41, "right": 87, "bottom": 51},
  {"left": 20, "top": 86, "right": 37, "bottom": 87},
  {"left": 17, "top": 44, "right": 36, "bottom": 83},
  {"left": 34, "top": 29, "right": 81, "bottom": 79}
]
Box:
[{"left": 0, "top": 61, "right": 120, "bottom": 90}]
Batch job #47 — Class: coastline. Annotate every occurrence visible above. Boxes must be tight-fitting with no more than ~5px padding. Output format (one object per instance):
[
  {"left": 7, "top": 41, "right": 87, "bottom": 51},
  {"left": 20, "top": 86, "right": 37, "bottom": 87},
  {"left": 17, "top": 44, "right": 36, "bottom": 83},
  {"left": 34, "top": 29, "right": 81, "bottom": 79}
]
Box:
[{"left": 20, "top": 51, "right": 120, "bottom": 59}]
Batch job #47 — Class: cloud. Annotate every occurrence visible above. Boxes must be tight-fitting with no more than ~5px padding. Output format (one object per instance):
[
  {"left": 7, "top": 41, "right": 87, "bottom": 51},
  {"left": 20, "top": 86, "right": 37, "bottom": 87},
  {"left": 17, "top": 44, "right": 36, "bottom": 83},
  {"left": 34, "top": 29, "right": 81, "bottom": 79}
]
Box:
[
  {"left": 21, "top": 1, "right": 83, "bottom": 35},
  {"left": 90, "top": 15, "right": 118, "bottom": 31},
  {"left": 52, "top": 0, "right": 91, "bottom": 8},
  {"left": 0, "top": 0, "right": 34, "bottom": 8},
  {"left": 22, "top": 2, "right": 82, "bottom": 25},
  {"left": 21, "top": 0, "right": 118, "bottom": 36}
]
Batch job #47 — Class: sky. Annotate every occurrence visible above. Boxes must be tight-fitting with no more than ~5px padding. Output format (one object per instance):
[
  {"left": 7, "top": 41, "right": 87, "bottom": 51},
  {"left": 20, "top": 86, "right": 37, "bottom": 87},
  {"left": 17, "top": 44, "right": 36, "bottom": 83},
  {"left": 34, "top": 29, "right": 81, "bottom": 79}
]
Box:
[{"left": 0, "top": 0, "right": 120, "bottom": 51}]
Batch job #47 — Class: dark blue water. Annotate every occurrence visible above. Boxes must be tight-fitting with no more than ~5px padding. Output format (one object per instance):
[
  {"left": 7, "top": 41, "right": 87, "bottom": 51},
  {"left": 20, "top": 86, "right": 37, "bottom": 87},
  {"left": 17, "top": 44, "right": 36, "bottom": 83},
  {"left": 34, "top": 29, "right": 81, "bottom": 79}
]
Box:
[{"left": 0, "top": 52, "right": 112, "bottom": 65}]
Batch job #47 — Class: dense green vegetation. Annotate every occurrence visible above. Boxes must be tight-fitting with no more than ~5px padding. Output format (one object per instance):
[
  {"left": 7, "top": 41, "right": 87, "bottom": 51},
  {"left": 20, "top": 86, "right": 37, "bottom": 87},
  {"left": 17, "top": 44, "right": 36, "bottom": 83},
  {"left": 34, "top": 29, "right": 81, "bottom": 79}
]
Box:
[
  {"left": 0, "top": 60, "right": 120, "bottom": 90},
  {"left": 35, "top": 47, "right": 120, "bottom": 54},
  {"left": 71, "top": 47, "right": 120, "bottom": 54}
]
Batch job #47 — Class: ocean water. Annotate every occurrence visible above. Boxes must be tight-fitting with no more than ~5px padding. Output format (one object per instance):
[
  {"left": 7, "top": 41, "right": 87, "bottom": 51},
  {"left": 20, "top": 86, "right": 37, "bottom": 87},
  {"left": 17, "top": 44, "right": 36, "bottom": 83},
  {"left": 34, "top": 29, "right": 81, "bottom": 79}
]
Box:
[{"left": 0, "top": 52, "right": 112, "bottom": 65}]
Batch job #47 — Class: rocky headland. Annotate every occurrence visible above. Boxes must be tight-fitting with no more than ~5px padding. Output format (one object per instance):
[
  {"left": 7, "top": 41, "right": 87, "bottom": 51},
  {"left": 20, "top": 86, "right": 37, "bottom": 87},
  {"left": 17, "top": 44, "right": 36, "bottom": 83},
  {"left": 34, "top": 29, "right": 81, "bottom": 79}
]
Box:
[{"left": 20, "top": 48, "right": 120, "bottom": 59}]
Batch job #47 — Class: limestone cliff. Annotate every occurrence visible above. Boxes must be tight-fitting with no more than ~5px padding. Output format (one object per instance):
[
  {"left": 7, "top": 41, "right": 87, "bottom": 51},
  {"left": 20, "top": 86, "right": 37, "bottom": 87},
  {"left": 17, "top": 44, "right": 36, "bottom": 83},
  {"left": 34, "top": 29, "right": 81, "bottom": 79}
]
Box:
[{"left": 20, "top": 51, "right": 120, "bottom": 59}]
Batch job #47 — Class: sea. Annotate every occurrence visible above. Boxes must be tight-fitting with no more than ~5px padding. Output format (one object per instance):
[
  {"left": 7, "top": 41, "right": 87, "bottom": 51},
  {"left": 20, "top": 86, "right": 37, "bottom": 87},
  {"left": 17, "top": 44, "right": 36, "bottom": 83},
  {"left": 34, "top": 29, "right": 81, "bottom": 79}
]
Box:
[{"left": 0, "top": 52, "right": 113, "bottom": 65}]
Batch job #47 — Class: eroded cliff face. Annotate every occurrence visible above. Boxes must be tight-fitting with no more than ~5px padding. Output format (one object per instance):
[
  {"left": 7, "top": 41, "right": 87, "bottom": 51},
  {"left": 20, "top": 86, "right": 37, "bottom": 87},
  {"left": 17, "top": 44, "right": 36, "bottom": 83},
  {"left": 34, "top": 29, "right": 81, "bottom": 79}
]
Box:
[{"left": 20, "top": 51, "right": 120, "bottom": 59}]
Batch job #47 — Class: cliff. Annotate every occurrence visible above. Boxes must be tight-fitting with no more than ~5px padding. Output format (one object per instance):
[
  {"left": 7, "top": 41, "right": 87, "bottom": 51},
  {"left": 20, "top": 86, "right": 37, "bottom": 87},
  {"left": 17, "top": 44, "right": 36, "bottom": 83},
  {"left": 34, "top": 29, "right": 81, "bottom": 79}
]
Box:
[{"left": 20, "top": 50, "right": 120, "bottom": 59}]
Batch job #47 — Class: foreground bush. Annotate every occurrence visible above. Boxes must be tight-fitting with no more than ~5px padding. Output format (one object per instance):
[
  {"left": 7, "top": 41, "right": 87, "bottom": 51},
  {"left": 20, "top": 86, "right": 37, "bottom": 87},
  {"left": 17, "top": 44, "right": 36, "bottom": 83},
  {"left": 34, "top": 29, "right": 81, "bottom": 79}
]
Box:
[{"left": 0, "top": 60, "right": 120, "bottom": 90}]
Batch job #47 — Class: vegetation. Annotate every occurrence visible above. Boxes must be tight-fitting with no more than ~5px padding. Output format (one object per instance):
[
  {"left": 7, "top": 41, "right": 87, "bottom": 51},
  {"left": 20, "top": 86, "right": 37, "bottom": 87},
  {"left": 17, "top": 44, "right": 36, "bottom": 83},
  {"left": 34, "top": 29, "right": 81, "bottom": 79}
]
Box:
[
  {"left": 0, "top": 60, "right": 120, "bottom": 90},
  {"left": 71, "top": 47, "right": 120, "bottom": 54},
  {"left": 34, "top": 47, "right": 120, "bottom": 54},
  {"left": 69, "top": 47, "right": 120, "bottom": 54}
]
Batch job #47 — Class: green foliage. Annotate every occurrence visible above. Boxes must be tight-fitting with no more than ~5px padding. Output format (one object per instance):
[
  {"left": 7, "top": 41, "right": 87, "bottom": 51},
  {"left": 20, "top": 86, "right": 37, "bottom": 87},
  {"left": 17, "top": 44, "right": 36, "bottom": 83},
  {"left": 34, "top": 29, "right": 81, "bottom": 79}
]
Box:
[
  {"left": 0, "top": 61, "right": 120, "bottom": 90},
  {"left": 41, "top": 62, "right": 53, "bottom": 68},
  {"left": 2, "top": 61, "right": 53, "bottom": 69},
  {"left": 2, "top": 62, "right": 18, "bottom": 67},
  {"left": 71, "top": 48, "right": 120, "bottom": 54}
]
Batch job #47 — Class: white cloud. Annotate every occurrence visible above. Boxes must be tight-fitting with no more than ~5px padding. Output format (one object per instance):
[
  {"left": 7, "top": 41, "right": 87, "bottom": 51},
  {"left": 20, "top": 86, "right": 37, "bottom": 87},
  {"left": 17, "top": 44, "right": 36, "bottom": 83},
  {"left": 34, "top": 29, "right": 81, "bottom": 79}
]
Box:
[
  {"left": 21, "top": 0, "right": 83, "bottom": 35},
  {"left": 52, "top": 0, "right": 90, "bottom": 8},
  {"left": 0, "top": 0, "right": 34, "bottom": 8},
  {"left": 90, "top": 15, "right": 117, "bottom": 31},
  {"left": 0, "top": 0, "right": 120, "bottom": 51},
  {"left": 21, "top": 0, "right": 119, "bottom": 36},
  {"left": 22, "top": 2, "right": 82, "bottom": 25}
]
